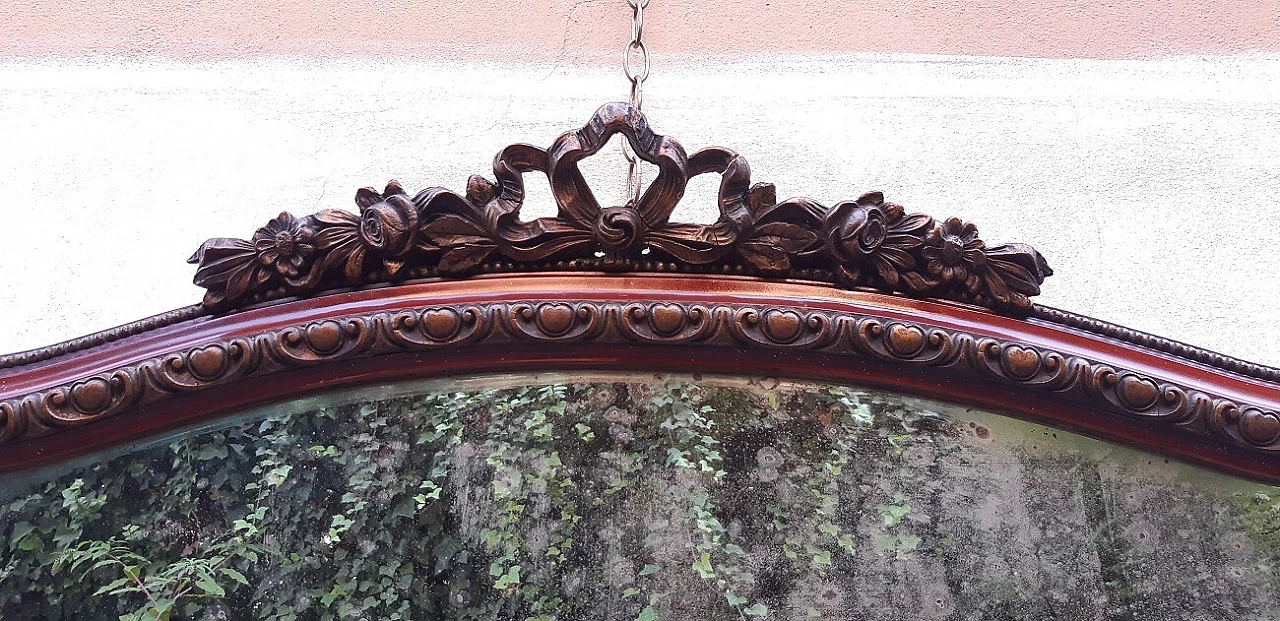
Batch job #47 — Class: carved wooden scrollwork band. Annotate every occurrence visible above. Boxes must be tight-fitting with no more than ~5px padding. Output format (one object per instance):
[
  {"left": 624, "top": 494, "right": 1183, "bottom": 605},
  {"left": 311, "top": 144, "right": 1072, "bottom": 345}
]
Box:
[
  {"left": 188, "top": 103, "right": 1052, "bottom": 314},
  {"left": 3, "top": 300, "right": 1278, "bottom": 465}
]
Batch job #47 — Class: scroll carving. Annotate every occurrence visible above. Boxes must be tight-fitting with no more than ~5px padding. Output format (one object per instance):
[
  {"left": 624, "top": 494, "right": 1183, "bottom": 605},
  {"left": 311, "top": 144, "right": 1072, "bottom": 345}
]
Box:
[
  {"left": 189, "top": 103, "right": 1052, "bottom": 314},
  {"left": 3, "top": 301, "right": 1276, "bottom": 461}
]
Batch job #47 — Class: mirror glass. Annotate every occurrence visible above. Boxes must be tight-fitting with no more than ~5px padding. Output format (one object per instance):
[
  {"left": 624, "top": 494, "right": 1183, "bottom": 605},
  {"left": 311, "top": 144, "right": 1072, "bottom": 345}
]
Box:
[{"left": 3, "top": 373, "right": 1278, "bottom": 620}]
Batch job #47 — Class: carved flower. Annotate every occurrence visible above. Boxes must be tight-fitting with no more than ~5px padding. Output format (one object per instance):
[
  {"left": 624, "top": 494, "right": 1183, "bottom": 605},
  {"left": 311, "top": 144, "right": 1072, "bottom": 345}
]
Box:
[
  {"left": 189, "top": 213, "right": 316, "bottom": 307},
  {"left": 356, "top": 181, "right": 420, "bottom": 258},
  {"left": 822, "top": 192, "right": 933, "bottom": 290},
  {"left": 922, "top": 217, "right": 986, "bottom": 289},
  {"left": 252, "top": 212, "right": 316, "bottom": 277},
  {"left": 314, "top": 181, "right": 421, "bottom": 282}
]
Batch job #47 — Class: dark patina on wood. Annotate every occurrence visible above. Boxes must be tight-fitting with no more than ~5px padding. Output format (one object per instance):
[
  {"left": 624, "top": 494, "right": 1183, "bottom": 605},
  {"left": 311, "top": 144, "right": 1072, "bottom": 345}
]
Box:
[{"left": 188, "top": 103, "right": 1051, "bottom": 314}]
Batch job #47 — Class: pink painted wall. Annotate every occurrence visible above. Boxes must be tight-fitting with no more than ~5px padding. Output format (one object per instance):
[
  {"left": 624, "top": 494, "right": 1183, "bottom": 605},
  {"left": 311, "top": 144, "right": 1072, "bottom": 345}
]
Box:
[{"left": 3, "top": 0, "right": 1278, "bottom": 60}]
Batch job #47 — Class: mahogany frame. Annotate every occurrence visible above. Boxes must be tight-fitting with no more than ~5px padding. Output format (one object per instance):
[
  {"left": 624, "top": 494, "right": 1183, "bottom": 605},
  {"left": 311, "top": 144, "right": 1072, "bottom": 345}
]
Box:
[
  {"left": 3, "top": 274, "right": 1280, "bottom": 484},
  {"left": 3, "top": 104, "right": 1279, "bottom": 485}
]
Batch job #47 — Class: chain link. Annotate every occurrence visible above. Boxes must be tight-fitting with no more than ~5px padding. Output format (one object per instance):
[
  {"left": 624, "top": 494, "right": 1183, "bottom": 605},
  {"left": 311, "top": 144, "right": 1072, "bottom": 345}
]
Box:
[{"left": 622, "top": 0, "right": 651, "bottom": 206}]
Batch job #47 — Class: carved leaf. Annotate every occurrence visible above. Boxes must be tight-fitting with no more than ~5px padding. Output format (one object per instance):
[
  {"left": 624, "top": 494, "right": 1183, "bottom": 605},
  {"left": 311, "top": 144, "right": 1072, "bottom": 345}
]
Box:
[
  {"left": 189, "top": 237, "right": 242, "bottom": 265},
  {"left": 505, "top": 234, "right": 595, "bottom": 262},
  {"left": 898, "top": 270, "right": 935, "bottom": 293},
  {"left": 313, "top": 209, "right": 360, "bottom": 229},
  {"left": 893, "top": 212, "right": 934, "bottom": 233},
  {"left": 189, "top": 239, "right": 252, "bottom": 279},
  {"left": 384, "top": 259, "right": 407, "bottom": 278},
  {"left": 423, "top": 214, "right": 489, "bottom": 247},
  {"left": 856, "top": 191, "right": 884, "bottom": 207},
  {"left": 465, "top": 175, "right": 498, "bottom": 206},
  {"left": 748, "top": 222, "right": 818, "bottom": 253},
  {"left": 974, "top": 243, "right": 1053, "bottom": 311},
  {"left": 755, "top": 197, "right": 826, "bottom": 227},
  {"left": 873, "top": 255, "right": 901, "bottom": 287},
  {"left": 438, "top": 243, "right": 497, "bottom": 274},
  {"left": 983, "top": 265, "right": 1014, "bottom": 306},
  {"left": 747, "top": 183, "right": 777, "bottom": 214},
  {"left": 340, "top": 245, "right": 367, "bottom": 283},
  {"left": 738, "top": 241, "right": 791, "bottom": 273},
  {"left": 187, "top": 237, "right": 263, "bottom": 303},
  {"left": 989, "top": 259, "right": 1040, "bottom": 295},
  {"left": 354, "top": 187, "right": 383, "bottom": 209},
  {"left": 835, "top": 265, "right": 860, "bottom": 285},
  {"left": 987, "top": 243, "right": 1054, "bottom": 285}
]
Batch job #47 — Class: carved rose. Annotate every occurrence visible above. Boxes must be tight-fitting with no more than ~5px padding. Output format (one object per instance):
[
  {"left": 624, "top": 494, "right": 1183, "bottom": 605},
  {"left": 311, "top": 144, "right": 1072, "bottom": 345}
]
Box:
[
  {"left": 822, "top": 192, "right": 934, "bottom": 290},
  {"left": 355, "top": 181, "right": 419, "bottom": 258},
  {"left": 825, "top": 195, "right": 887, "bottom": 261},
  {"left": 923, "top": 217, "right": 986, "bottom": 289},
  {"left": 315, "top": 181, "right": 421, "bottom": 282},
  {"left": 253, "top": 212, "right": 316, "bottom": 277}
]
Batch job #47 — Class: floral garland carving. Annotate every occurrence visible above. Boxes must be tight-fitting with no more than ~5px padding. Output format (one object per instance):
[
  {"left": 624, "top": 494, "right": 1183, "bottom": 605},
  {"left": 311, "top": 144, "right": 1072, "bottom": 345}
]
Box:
[
  {"left": 190, "top": 103, "right": 1052, "bottom": 313},
  {"left": 3, "top": 302, "right": 1277, "bottom": 464}
]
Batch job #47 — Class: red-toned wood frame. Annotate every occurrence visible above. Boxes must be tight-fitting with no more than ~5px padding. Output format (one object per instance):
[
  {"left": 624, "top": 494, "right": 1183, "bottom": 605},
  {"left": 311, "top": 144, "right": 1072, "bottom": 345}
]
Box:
[{"left": 3, "top": 273, "right": 1280, "bottom": 484}]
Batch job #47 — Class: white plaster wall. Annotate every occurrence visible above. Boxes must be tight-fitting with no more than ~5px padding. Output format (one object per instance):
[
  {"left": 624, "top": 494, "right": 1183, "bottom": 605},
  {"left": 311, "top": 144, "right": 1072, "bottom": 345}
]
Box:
[{"left": 2, "top": 53, "right": 1279, "bottom": 365}]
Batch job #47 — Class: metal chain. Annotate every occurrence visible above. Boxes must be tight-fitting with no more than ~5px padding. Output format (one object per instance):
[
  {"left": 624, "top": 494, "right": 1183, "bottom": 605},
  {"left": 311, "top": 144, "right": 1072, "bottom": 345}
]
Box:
[{"left": 622, "top": 0, "right": 651, "bottom": 206}]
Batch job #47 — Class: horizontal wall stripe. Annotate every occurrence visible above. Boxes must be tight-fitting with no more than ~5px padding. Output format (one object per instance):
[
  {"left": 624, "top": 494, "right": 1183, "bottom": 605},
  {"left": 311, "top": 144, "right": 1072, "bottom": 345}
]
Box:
[{"left": 1, "top": 0, "right": 1278, "bottom": 60}]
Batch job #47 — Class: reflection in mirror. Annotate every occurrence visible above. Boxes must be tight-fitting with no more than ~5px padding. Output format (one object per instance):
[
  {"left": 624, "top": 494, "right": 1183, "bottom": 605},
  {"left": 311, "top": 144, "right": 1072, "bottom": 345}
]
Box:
[{"left": 2, "top": 374, "right": 1278, "bottom": 620}]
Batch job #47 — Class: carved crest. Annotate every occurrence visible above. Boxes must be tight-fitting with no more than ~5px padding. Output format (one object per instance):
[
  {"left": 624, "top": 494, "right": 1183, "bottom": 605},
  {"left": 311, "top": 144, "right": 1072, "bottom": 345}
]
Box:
[{"left": 190, "top": 103, "right": 1052, "bottom": 313}]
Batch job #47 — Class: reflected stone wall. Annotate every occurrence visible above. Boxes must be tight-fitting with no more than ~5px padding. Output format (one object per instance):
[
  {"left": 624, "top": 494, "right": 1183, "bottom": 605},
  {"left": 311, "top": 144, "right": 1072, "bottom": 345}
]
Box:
[{"left": 2, "top": 375, "right": 1278, "bottom": 620}]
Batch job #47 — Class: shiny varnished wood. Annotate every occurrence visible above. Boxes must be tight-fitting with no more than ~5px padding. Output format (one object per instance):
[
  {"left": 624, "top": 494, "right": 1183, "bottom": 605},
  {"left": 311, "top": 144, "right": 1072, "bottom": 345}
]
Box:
[{"left": 2, "top": 274, "right": 1279, "bottom": 483}]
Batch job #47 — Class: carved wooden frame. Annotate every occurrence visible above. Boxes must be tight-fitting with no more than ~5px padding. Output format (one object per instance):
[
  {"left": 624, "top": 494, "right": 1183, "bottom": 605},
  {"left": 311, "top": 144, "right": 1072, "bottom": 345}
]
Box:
[{"left": 3, "top": 104, "right": 1278, "bottom": 485}]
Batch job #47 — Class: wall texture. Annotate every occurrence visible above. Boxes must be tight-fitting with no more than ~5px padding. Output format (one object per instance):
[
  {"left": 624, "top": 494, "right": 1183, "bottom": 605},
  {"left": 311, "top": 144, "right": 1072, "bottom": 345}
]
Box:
[{"left": 1, "top": 1, "right": 1278, "bottom": 365}]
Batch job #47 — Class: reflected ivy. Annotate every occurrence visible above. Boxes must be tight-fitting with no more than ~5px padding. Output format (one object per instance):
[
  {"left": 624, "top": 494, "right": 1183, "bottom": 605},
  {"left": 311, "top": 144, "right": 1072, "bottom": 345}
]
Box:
[{"left": 2, "top": 377, "right": 1279, "bottom": 620}]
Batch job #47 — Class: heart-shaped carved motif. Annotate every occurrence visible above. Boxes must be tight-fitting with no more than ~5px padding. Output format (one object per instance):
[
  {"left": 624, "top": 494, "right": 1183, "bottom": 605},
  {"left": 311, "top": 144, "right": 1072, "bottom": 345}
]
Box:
[
  {"left": 648, "top": 304, "right": 687, "bottom": 337},
  {"left": 536, "top": 304, "right": 577, "bottom": 337},
  {"left": 422, "top": 309, "right": 462, "bottom": 340},
  {"left": 885, "top": 324, "right": 927, "bottom": 358},
  {"left": 762, "top": 310, "right": 803, "bottom": 343},
  {"left": 1000, "top": 346, "right": 1041, "bottom": 380},
  {"left": 1115, "top": 374, "right": 1160, "bottom": 411},
  {"left": 69, "top": 378, "right": 112, "bottom": 413},
  {"left": 1239, "top": 409, "right": 1280, "bottom": 446},
  {"left": 188, "top": 345, "right": 229, "bottom": 380},
  {"left": 306, "top": 320, "right": 345, "bottom": 354}
]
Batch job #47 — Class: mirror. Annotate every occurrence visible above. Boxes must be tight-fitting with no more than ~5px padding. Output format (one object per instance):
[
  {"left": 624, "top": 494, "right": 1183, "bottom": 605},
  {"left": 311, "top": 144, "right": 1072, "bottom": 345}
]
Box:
[{"left": 4, "top": 373, "right": 1277, "bottom": 620}]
